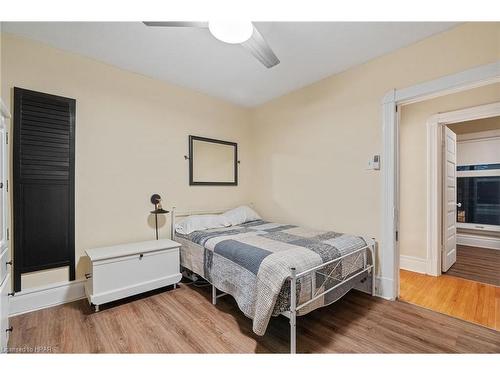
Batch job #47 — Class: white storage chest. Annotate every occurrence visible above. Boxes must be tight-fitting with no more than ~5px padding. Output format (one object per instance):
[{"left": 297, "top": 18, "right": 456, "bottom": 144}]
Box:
[{"left": 85, "top": 239, "right": 181, "bottom": 311}]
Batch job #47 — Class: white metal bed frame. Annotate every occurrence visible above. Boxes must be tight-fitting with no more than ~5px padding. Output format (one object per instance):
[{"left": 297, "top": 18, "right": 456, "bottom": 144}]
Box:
[{"left": 170, "top": 206, "right": 376, "bottom": 354}]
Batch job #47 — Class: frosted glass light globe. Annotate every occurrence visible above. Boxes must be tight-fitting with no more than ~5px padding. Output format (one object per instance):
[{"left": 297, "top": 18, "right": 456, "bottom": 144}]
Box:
[{"left": 208, "top": 21, "right": 254, "bottom": 44}]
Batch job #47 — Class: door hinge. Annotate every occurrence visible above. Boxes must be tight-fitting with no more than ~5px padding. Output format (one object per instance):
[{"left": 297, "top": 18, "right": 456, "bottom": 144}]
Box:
[
  {"left": 6, "top": 131, "right": 8, "bottom": 145},
  {"left": 395, "top": 230, "right": 399, "bottom": 242},
  {"left": 6, "top": 228, "right": 9, "bottom": 241},
  {"left": 6, "top": 179, "right": 8, "bottom": 192}
]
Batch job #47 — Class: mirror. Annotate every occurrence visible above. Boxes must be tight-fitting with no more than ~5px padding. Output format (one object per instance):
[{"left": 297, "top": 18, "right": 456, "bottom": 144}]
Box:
[{"left": 189, "top": 135, "right": 238, "bottom": 185}]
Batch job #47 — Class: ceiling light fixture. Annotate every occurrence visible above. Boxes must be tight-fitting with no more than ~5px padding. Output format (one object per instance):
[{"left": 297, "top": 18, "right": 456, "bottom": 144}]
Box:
[
  {"left": 143, "top": 21, "right": 280, "bottom": 68},
  {"left": 208, "top": 21, "right": 254, "bottom": 44}
]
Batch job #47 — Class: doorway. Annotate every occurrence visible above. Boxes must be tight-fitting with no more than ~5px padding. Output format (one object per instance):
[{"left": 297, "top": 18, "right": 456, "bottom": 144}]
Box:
[
  {"left": 398, "top": 100, "right": 500, "bottom": 331},
  {"left": 444, "top": 116, "right": 500, "bottom": 286},
  {"left": 426, "top": 102, "right": 500, "bottom": 278}
]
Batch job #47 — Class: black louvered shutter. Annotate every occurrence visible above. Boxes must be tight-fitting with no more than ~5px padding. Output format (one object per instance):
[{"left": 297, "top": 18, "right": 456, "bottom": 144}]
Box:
[{"left": 13, "top": 87, "right": 75, "bottom": 291}]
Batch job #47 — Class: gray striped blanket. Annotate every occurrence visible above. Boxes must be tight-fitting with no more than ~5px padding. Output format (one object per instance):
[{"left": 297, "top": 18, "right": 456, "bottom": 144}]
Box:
[{"left": 177, "top": 220, "right": 372, "bottom": 336}]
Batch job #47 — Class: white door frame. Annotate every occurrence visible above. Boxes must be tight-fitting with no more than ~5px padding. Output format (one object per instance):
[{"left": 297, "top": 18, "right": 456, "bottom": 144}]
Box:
[
  {"left": 426, "top": 102, "right": 500, "bottom": 276},
  {"left": 0, "top": 99, "right": 11, "bottom": 254},
  {"left": 380, "top": 61, "right": 500, "bottom": 300}
]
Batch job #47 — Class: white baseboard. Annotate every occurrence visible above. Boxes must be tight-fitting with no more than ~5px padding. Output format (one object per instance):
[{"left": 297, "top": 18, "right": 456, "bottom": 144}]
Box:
[
  {"left": 8, "top": 275, "right": 398, "bottom": 316},
  {"left": 400, "top": 255, "right": 427, "bottom": 274},
  {"left": 457, "top": 233, "right": 500, "bottom": 250},
  {"left": 375, "top": 276, "right": 396, "bottom": 300},
  {"left": 9, "top": 279, "right": 86, "bottom": 317}
]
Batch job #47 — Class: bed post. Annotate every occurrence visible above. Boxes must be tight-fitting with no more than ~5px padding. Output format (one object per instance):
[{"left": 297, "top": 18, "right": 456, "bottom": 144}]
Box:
[
  {"left": 371, "top": 239, "right": 376, "bottom": 296},
  {"left": 170, "top": 206, "right": 176, "bottom": 240},
  {"left": 290, "top": 267, "right": 297, "bottom": 354},
  {"left": 212, "top": 284, "right": 217, "bottom": 305}
]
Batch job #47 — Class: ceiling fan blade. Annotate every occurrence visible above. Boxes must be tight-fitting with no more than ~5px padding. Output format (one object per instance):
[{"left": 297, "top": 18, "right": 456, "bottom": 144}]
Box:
[
  {"left": 241, "top": 26, "right": 280, "bottom": 68},
  {"left": 143, "top": 22, "right": 208, "bottom": 28}
]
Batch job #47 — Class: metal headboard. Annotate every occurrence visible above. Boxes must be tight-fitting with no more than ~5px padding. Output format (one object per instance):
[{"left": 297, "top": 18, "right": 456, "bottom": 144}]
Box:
[{"left": 170, "top": 203, "right": 255, "bottom": 238}]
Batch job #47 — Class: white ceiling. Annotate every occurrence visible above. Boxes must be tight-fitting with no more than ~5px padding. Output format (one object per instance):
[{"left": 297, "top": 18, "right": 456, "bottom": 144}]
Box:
[{"left": 2, "top": 22, "right": 458, "bottom": 107}]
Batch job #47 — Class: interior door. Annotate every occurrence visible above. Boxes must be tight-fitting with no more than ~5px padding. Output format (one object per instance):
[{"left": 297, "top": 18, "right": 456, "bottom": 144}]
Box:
[
  {"left": 442, "top": 126, "right": 457, "bottom": 272},
  {"left": 0, "top": 120, "right": 5, "bottom": 250},
  {"left": 0, "top": 102, "right": 10, "bottom": 351},
  {"left": 0, "top": 273, "right": 10, "bottom": 351}
]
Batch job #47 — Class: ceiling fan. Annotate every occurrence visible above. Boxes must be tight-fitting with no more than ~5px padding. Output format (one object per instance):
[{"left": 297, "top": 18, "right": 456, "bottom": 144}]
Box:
[{"left": 143, "top": 21, "right": 280, "bottom": 68}]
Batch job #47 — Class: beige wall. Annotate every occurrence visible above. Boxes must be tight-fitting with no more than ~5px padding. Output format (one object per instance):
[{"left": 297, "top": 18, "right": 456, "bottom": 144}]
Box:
[
  {"left": 251, "top": 23, "right": 500, "bottom": 269},
  {"left": 449, "top": 116, "right": 500, "bottom": 134},
  {"left": 1, "top": 34, "right": 253, "bottom": 289},
  {"left": 1, "top": 22, "right": 499, "bottom": 289},
  {"left": 399, "top": 84, "right": 500, "bottom": 260}
]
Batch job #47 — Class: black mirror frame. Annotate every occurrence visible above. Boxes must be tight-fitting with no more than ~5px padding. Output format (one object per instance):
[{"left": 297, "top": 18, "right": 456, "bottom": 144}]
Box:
[{"left": 188, "top": 135, "right": 238, "bottom": 186}]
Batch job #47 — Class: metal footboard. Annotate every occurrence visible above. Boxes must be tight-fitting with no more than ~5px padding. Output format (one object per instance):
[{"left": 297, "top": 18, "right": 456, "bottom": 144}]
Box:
[
  {"left": 287, "top": 239, "right": 376, "bottom": 353},
  {"left": 209, "top": 239, "right": 376, "bottom": 354}
]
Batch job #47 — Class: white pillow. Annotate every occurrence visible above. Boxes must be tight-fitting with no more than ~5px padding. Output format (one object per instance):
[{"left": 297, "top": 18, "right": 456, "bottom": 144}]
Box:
[
  {"left": 175, "top": 214, "right": 230, "bottom": 235},
  {"left": 222, "top": 205, "right": 261, "bottom": 226}
]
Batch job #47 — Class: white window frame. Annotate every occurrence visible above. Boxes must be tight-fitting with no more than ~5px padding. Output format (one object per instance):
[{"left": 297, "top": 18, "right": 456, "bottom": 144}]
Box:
[{"left": 380, "top": 61, "right": 500, "bottom": 300}]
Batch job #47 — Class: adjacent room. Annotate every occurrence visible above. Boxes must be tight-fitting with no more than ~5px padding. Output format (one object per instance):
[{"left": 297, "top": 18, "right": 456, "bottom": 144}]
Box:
[
  {"left": 399, "top": 86, "right": 500, "bottom": 330},
  {"left": 0, "top": 21, "right": 499, "bottom": 355},
  {"left": 448, "top": 116, "right": 500, "bottom": 286}
]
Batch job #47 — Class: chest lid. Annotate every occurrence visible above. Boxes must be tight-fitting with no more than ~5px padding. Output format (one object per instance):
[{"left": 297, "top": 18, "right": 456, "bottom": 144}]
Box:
[{"left": 86, "top": 239, "right": 180, "bottom": 262}]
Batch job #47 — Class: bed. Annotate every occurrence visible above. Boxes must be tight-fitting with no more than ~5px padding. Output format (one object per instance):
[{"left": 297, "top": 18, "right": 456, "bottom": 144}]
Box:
[{"left": 170, "top": 207, "right": 376, "bottom": 353}]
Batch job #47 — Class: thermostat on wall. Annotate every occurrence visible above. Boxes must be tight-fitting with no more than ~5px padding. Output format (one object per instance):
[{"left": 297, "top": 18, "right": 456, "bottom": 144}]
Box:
[{"left": 368, "top": 155, "right": 380, "bottom": 170}]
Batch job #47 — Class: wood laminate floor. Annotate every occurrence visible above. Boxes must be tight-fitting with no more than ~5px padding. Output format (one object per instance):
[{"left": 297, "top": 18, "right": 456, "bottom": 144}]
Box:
[
  {"left": 445, "top": 245, "right": 500, "bottom": 286},
  {"left": 400, "top": 269, "right": 500, "bottom": 331},
  {"left": 8, "top": 282, "right": 500, "bottom": 353}
]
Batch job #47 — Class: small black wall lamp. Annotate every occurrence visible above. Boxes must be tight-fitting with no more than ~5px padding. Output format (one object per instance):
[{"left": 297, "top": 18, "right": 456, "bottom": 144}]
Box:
[{"left": 150, "top": 194, "right": 169, "bottom": 240}]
